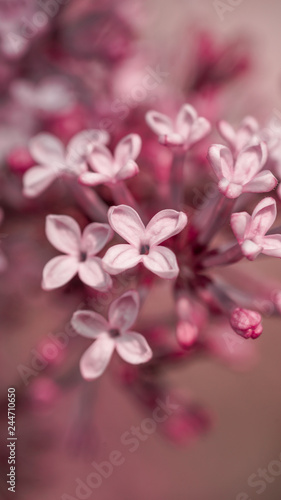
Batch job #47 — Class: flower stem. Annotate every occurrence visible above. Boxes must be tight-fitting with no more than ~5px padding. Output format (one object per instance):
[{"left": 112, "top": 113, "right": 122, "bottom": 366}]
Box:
[
  {"left": 110, "top": 181, "right": 145, "bottom": 219},
  {"left": 170, "top": 150, "right": 186, "bottom": 208},
  {"left": 200, "top": 243, "right": 243, "bottom": 269},
  {"left": 67, "top": 178, "right": 108, "bottom": 222}
]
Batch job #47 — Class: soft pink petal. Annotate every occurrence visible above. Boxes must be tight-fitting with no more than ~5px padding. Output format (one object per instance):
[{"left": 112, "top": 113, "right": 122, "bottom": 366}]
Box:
[
  {"left": 236, "top": 116, "right": 259, "bottom": 151},
  {"left": 115, "top": 160, "right": 139, "bottom": 182},
  {"left": 79, "top": 171, "right": 110, "bottom": 186},
  {"left": 102, "top": 244, "right": 141, "bottom": 275},
  {"left": 29, "top": 133, "right": 64, "bottom": 165},
  {"left": 234, "top": 144, "right": 267, "bottom": 183},
  {"left": 242, "top": 170, "right": 277, "bottom": 194},
  {"left": 188, "top": 117, "right": 211, "bottom": 146},
  {"left": 107, "top": 205, "right": 145, "bottom": 246},
  {"left": 71, "top": 310, "right": 109, "bottom": 339},
  {"left": 145, "top": 110, "right": 173, "bottom": 136},
  {"left": 145, "top": 210, "right": 188, "bottom": 246},
  {"left": 108, "top": 290, "right": 139, "bottom": 332},
  {"left": 143, "top": 246, "right": 179, "bottom": 279},
  {"left": 217, "top": 120, "right": 236, "bottom": 149},
  {"left": 78, "top": 257, "right": 112, "bottom": 291},
  {"left": 66, "top": 129, "right": 110, "bottom": 171},
  {"left": 46, "top": 215, "right": 81, "bottom": 255},
  {"left": 88, "top": 143, "right": 114, "bottom": 176},
  {"left": 175, "top": 104, "right": 197, "bottom": 140},
  {"left": 80, "top": 336, "right": 115, "bottom": 380},
  {"left": 42, "top": 255, "right": 78, "bottom": 290},
  {"left": 115, "top": 134, "right": 142, "bottom": 166},
  {"left": 81, "top": 223, "right": 113, "bottom": 256},
  {"left": 115, "top": 332, "right": 152, "bottom": 364},
  {"left": 241, "top": 239, "right": 263, "bottom": 260},
  {"left": 262, "top": 235, "right": 281, "bottom": 257},
  {"left": 23, "top": 166, "right": 58, "bottom": 198},
  {"left": 207, "top": 145, "right": 233, "bottom": 181},
  {"left": 219, "top": 180, "right": 243, "bottom": 198},
  {"left": 230, "top": 212, "right": 252, "bottom": 243},
  {"left": 250, "top": 197, "right": 276, "bottom": 237}
]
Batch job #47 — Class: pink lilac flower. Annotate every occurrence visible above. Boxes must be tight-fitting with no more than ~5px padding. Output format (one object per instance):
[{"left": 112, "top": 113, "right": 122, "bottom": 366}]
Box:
[
  {"left": 217, "top": 116, "right": 259, "bottom": 155},
  {"left": 231, "top": 197, "right": 281, "bottom": 260},
  {"left": 79, "top": 134, "right": 141, "bottom": 186},
  {"left": 102, "top": 205, "right": 188, "bottom": 278},
  {"left": 208, "top": 142, "right": 277, "bottom": 198},
  {"left": 230, "top": 308, "right": 263, "bottom": 339},
  {"left": 42, "top": 215, "right": 113, "bottom": 291},
  {"left": 145, "top": 104, "right": 211, "bottom": 148},
  {"left": 23, "top": 130, "right": 109, "bottom": 198},
  {"left": 71, "top": 291, "right": 152, "bottom": 380}
]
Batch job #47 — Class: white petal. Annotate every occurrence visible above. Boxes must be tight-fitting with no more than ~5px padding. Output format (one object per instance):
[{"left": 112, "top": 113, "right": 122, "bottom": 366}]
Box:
[
  {"left": 107, "top": 205, "right": 145, "bottom": 246},
  {"left": 145, "top": 210, "right": 187, "bottom": 246},
  {"left": 81, "top": 223, "right": 113, "bottom": 256},
  {"left": 42, "top": 255, "right": 78, "bottom": 290},
  {"left": 78, "top": 257, "right": 112, "bottom": 291},
  {"left": 143, "top": 246, "right": 179, "bottom": 279},
  {"left": 46, "top": 215, "right": 81, "bottom": 255},
  {"left": 145, "top": 110, "right": 173, "bottom": 136},
  {"left": 80, "top": 336, "right": 115, "bottom": 380},
  {"left": 116, "top": 332, "right": 152, "bottom": 364},
  {"left": 23, "top": 166, "right": 58, "bottom": 198},
  {"left": 71, "top": 310, "right": 109, "bottom": 339},
  {"left": 102, "top": 244, "right": 141, "bottom": 275},
  {"left": 108, "top": 290, "right": 139, "bottom": 332}
]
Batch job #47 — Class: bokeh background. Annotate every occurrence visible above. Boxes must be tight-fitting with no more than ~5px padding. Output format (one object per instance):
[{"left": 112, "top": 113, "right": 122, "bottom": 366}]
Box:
[{"left": 1, "top": 1, "right": 281, "bottom": 499}]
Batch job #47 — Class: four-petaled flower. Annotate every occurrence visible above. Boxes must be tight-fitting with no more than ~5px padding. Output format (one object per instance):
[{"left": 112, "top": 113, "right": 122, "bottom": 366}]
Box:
[
  {"left": 146, "top": 104, "right": 211, "bottom": 148},
  {"left": 79, "top": 134, "right": 141, "bottom": 186},
  {"left": 102, "top": 205, "right": 188, "bottom": 279},
  {"left": 42, "top": 215, "right": 113, "bottom": 291},
  {"left": 71, "top": 291, "right": 152, "bottom": 380},
  {"left": 231, "top": 197, "right": 281, "bottom": 260},
  {"left": 23, "top": 129, "right": 109, "bottom": 198},
  {"left": 217, "top": 116, "right": 259, "bottom": 155},
  {"left": 208, "top": 142, "right": 277, "bottom": 198}
]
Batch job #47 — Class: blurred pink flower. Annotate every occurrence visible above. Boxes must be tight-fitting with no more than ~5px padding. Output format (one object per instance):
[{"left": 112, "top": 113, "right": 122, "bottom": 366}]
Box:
[
  {"left": 208, "top": 142, "right": 277, "bottom": 198},
  {"left": 230, "top": 308, "right": 263, "bottom": 339},
  {"left": 23, "top": 130, "right": 109, "bottom": 197},
  {"left": 231, "top": 197, "right": 281, "bottom": 260},
  {"left": 79, "top": 133, "right": 141, "bottom": 186},
  {"left": 103, "top": 205, "right": 188, "bottom": 278},
  {"left": 71, "top": 290, "right": 152, "bottom": 380},
  {"left": 217, "top": 116, "right": 259, "bottom": 155},
  {"left": 146, "top": 104, "right": 211, "bottom": 148},
  {"left": 42, "top": 215, "right": 113, "bottom": 291}
]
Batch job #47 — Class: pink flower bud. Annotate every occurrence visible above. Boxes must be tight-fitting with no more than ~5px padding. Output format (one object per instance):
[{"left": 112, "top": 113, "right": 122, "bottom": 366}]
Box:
[{"left": 230, "top": 308, "right": 263, "bottom": 339}]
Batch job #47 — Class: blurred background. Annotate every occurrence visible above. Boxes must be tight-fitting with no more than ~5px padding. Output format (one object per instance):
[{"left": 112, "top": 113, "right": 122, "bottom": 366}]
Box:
[{"left": 1, "top": 0, "right": 281, "bottom": 499}]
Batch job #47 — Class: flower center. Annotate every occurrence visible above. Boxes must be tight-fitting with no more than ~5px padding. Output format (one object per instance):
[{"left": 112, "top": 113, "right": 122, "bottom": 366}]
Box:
[
  {"left": 79, "top": 251, "right": 87, "bottom": 262},
  {"left": 109, "top": 328, "right": 120, "bottom": 338},
  {"left": 140, "top": 243, "right": 150, "bottom": 255}
]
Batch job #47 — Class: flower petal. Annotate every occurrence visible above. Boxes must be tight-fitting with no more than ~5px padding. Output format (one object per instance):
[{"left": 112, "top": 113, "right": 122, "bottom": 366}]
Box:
[
  {"left": 23, "top": 166, "right": 58, "bottom": 198},
  {"left": 71, "top": 310, "right": 109, "bottom": 339},
  {"left": 234, "top": 143, "right": 267, "bottom": 184},
  {"left": 116, "top": 332, "right": 152, "bottom": 364},
  {"left": 115, "top": 160, "right": 139, "bottom": 182},
  {"left": 236, "top": 116, "right": 259, "bottom": 151},
  {"left": 231, "top": 212, "right": 252, "bottom": 243},
  {"left": 79, "top": 171, "right": 110, "bottom": 186},
  {"left": 175, "top": 104, "right": 197, "bottom": 140},
  {"left": 145, "top": 210, "right": 188, "bottom": 246},
  {"left": 188, "top": 117, "right": 211, "bottom": 146},
  {"left": 42, "top": 255, "right": 78, "bottom": 290},
  {"left": 29, "top": 133, "right": 64, "bottom": 165},
  {"left": 115, "top": 134, "right": 142, "bottom": 166},
  {"left": 78, "top": 257, "right": 112, "bottom": 291},
  {"left": 46, "top": 215, "right": 81, "bottom": 255},
  {"left": 108, "top": 290, "right": 140, "bottom": 332},
  {"left": 143, "top": 246, "right": 179, "bottom": 279},
  {"left": 242, "top": 170, "right": 277, "bottom": 194},
  {"left": 102, "top": 244, "right": 141, "bottom": 275},
  {"left": 145, "top": 110, "right": 173, "bottom": 136},
  {"left": 250, "top": 197, "right": 276, "bottom": 237},
  {"left": 217, "top": 120, "right": 236, "bottom": 150},
  {"left": 66, "top": 129, "right": 110, "bottom": 172},
  {"left": 262, "top": 235, "right": 281, "bottom": 257},
  {"left": 107, "top": 205, "right": 145, "bottom": 246},
  {"left": 88, "top": 144, "right": 114, "bottom": 176},
  {"left": 80, "top": 336, "right": 115, "bottom": 380},
  {"left": 81, "top": 223, "right": 113, "bottom": 256},
  {"left": 207, "top": 145, "right": 233, "bottom": 181}
]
